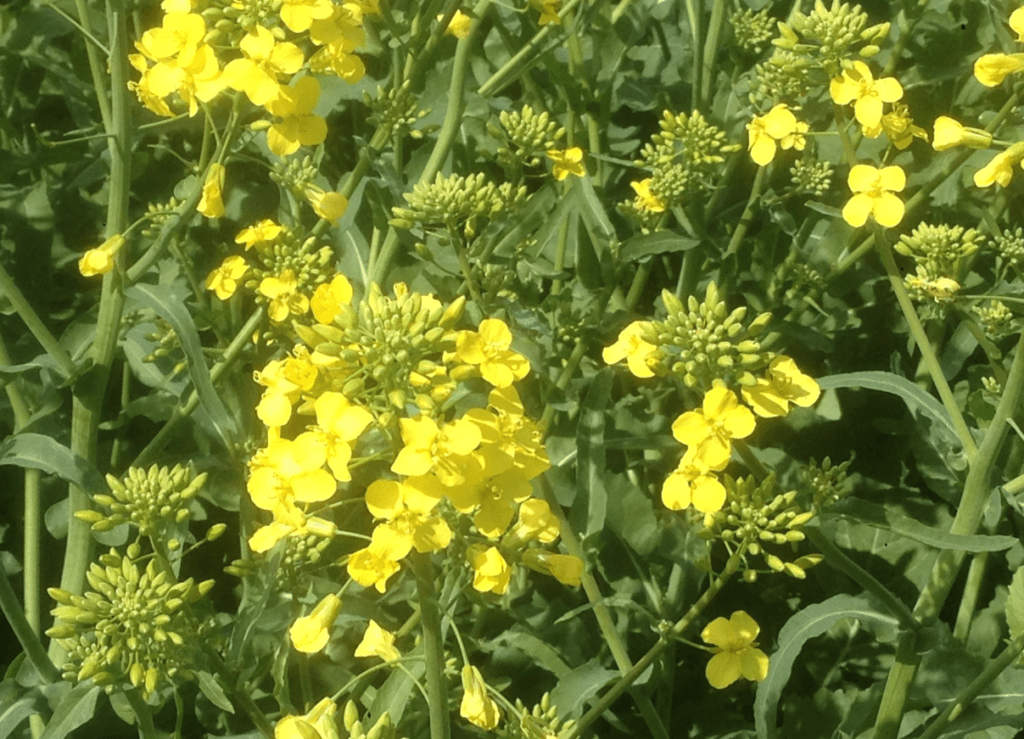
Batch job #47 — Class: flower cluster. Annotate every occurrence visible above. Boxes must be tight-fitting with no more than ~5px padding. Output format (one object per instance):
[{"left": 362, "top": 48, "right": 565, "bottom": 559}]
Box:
[
  {"left": 496, "top": 692, "right": 577, "bottom": 739},
  {"left": 775, "top": 0, "right": 889, "bottom": 73},
  {"left": 747, "top": 104, "right": 808, "bottom": 166},
  {"left": 896, "top": 223, "right": 979, "bottom": 290},
  {"left": 492, "top": 104, "right": 566, "bottom": 170}
]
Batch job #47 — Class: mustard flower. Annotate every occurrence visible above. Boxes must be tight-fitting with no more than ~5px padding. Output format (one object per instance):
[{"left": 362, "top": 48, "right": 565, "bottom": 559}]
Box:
[
  {"left": 440, "top": 9, "right": 472, "bottom": 38},
  {"left": 259, "top": 269, "right": 310, "bottom": 322},
  {"left": 671, "top": 385, "right": 756, "bottom": 469},
  {"left": 630, "top": 179, "right": 666, "bottom": 212},
  {"left": 841, "top": 164, "right": 905, "bottom": 228},
  {"left": 741, "top": 356, "right": 821, "bottom": 418},
  {"left": 236, "top": 219, "right": 283, "bottom": 249},
  {"left": 266, "top": 76, "right": 328, "bottom": 156},
  {"left": 974, "top": 53, "right": 1024, "bottom": 87},
  {"left": 504, "top": 498, "right": 560, "bottom": 547},
  {"left": 545, "top": 147, "right": 586, "bottom": 180},
  {"left": 223, "top": 26, "right": 303, "bottom": 106},
  {"left": 973, "top": 143, "right": 1024, "bottom": 188},
  {"left": 274, "top": 697, "right": 339, "bottom": 739},
  {"left": 313, "top": 392, "right": 373, "bottom": 481},
  {"left": 248, "top": 511, "right": 335, "bottom": 553},
  {"left": 521, "top": 550, "right": 583, "bottom": 586},
  {"left": 460, "top": 665, "right": 502, "bottom": 730},
  {"left": 603, "top": 321, "right": 661, "bottom": 378},
  {"left": 746, "top": 104, "right": 807, "bottom": 166},
  {"left": 135, "top": 12, "right": 205, "bottom": 63},
  {"left": 346, "top": 525, "right": 405, "bottom": 592},
  {"left": 530, "top": 0, "right": 561, "bottom": 25},
  {"left": 1013, "top": 7, "right": 1024, "bottom": 42},
  {"left": 932, "top": 116, "right": 993, "bottom": 152},
  {"left": 311, "top": 274, "right": 353, "bottom": 325},
  {"left": 701, "top": 611, "right": 769, "bottom": 689},
  {"left": 253, "top": 353, "right": 316, "bottom": 428},
  {"left": 446, "top": 466, "right": 532, "bottom": 538},
  {"left": 289, "top": 593, "right": 342, "bottom": 653},
  {"left": 662, "top": 450, "right": 727, "bottom": 514},
  {"left": 197, "top": 162, "right": 225, "bottom": 218},
  {"left": 279, "top": 0, "right": 335, "bottom": 33},
  {"left": 309, "top": 9, "right": 367, "bottom": 82},
  {"left": 452, "top": 318, "right": 530, "bottom": 388},
  {"left": 354, "top": 620, "right": 401, "bottom": 662},
  {"left": 829, "top": 61, "right": 903, "bottom": 130},
  {"left": 305, "top": 187, "right": 348, "bottom": 222},
  {"left": 138, "top": 43, "right": 224, "bottom": 117},
  {"left": 364, "top": 476, "right": 453, "bottom": 554},
  {"left": 78, "top": 234, "right": 125, "bottom": 277},
  {"left": 206, "top": 255, "right": 248, "bottom": 300},
  {"left": 247, "top": 432, "right": 336, "bottom": 513},
  {"left": 863, "top": 103, "right": 927, "bottom": 150},
  {"left": 467, "top": 545, "right": 511, "bottom": 594},
  {"left": 391, "top": 415, "right": 482, "bottom": 485}
]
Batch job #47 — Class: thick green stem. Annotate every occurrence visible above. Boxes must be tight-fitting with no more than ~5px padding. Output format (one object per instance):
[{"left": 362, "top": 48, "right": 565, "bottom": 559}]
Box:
[
  {"left": 700, "top": 0, "right": 726, "bottom": 107},
  {"left": 412, "top": 553, "right": 450, "bottom": 739},
  {"left": 951, "top": 550, "right": 987, "bottom": 643},
  {"left": 684, "top": 0, "right": 702, "bottom": 108},
  {"left": 0, "top": 566, "right": 60, "bottom": 683},
  {"left": 72, "top": 0, "right": 112, "bottom": 134},
  {"left": 124, "top": 689, "right": 158, "bottom": 739},
  {"left": 723, "top": 166, "right": 765, "bottom": 257}
]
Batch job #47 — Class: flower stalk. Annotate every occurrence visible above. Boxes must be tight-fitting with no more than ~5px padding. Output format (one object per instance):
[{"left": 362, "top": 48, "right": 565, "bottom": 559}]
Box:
[{"left": 412, "top": 552, "right": 451, "bottom": 739}]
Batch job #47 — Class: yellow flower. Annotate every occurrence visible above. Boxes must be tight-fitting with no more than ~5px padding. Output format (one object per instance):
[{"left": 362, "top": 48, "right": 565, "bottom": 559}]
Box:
[
  {"left": 248, "top": 511, "right": 335, "bottom": 553},
  {"left": 630, "top": 178, "right": 666, "bottom": 212},
  {"left": 289, "top": 593, "right": 342, "bottom": 653},
  {"left": 545, "top": 147, "right": 586, "bottom": 180},
  {"left": 467, "top": 545, "right": 511, "bottom": 594},
  {"left": 671, "top": 385, "right": 756, "bottom": 469},
  {"left": 236, "top": 219, "right": 283, "bottom": 249},
  {"left": 313, "top": 392, "right": 373, "bottom": 480},
  {"left": 311, "top": 274, "right": 353, "bottom": 324},
  {"left": 266, "top": 76, "right": 328, "bottom": 156},
  {"left": 701, "top": 611, "right": 769, "bottom": 689},
  {"left": 364, "top": 476, "right": 453, "bottom": 554},
  {"left": 253, "top": 353, "right": 316, "bottom": 427},
  {"left": 247, "top": 432, "right": 336, "bottom": 513},
  {"left": 521, "top": 550, "right": 583, "bottom": 586},
  {"left": 1013, "top": 7, "right": 1024, "bottom": 42},
  {"left": 973, "top": 143, "right": 1024, "bottom": 188},
  {"left": 259, "top": 269, "right": 310, "bottom": 322},
  {"left": 198, "top": 162, "right": 225, "bottom": 218},
  {"left": 279, "top": 0, "right": 335, "bottom": 33},
  {"left": 829, "top": 60, "right": 903, "bottom": 130},
  {"left": 440, "top": 9, "right": 472, "bottom": 38},
  {"left": 504, "top": 498, "right": 560, "bottom": 547},
  {"left": 206, "top": 255, "right": 248, "bottom": 300},
  {"left": 661, "top": 449, "right": 727, "bottom": 514},
  {"left": 347, "top": 525, "right": 405, "bottom": 592},
  {"left": 309, "top": 8, "right": 367, "bottom": 82},
  {"left": 863, "top": 103, "right": 927, "bottom": 150},
  {"left": 974, "top": 53, "right": 1024, "bottom": 87},
  {"left": 274, "top": 697, "right": 339, "bottom": 739},
  {"left": 446, "top": 466, "right": 532, "bottom": 538},
  {"left": 741, "top": 356, "right": 821, "bottom": 418},
  {"left": 78, "top": 234, "right": 126, "bottom": 277},
  {"left": 932, "top": 116, "right": 993, "bottom": 152},
  {"left": 841, "top": 164, "right": 905, "bottom": 228},
  {"left": 354, "top": 620, "right": 401, "bottom": 662},
  {"left": 460, "top": 666, "right": 501, "bottom": 730},
  {"left": 135, "top": 12, "right": 206, "bottom": 63},
  {"left": 603, "top": 321, "right": 661, "bottom": 378},
  {"left": 223, "top": 26, "right": 303, "bottom": 106},
  {"left": 452, "top": 318, "right": 530, "bottom": 388},
  {"left": 747, "top": 104, "right": 806, "bottom": 166},
  {"left": 305, "top": 187, "right": 348, "bottom": 222},
  {"left": 391, "top": 415, "right": 483, "bottom": 485},
  {"left": 529, "top": 0, "right": 561, "bottom": 25}
]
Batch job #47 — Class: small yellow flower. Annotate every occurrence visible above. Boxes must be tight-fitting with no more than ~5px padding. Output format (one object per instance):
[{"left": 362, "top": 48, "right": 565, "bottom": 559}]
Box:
[
  {"left": 467, "top": 545, "right": 511, "bottom": 594},
  {"left": 545, "top": 147, "right": 586, "bottom": 181},
  {"left": 671, "top": 385, "right": 756, "bottom": 469},
  {"left": 311, "top": 274, "right": 354, "bottom": 325},
  {"left": 841, "top": 164, "right": 905, "bottom": 228},
  {"left": 973, "top": 142, "right": 1024, "bottom": 188},
  {"left": 439, "top": 9, "right": 472, "bottom": 38},
  {"left": 354, "top": 620, "right": 401, "bottom": 662},
  {"left": 741, "top": 356, "right": 821, "bottom": 418},
  {"left": 306, "top": 187, "right": 348, "bottom": 222},
  {"left": 266, "top": 76, "right": 328, "bottom": 156},
  {"left": 274, "top": 697, "right": 339, "bottom": 739},
  {"left": 701, "top": 611, "right": 769, "bottom": 689},
  {"left": 452, "top": 318, "right": 530, "bottom": 388},
  {"left": 662, "top": 449, "right": 727, "bottom": 514},
  {"left": 747, "top": 104, "right": 807, "bottom": 166},
  {"left": 1012, "top": 7, "right": 1024, "bottom": 42},
  {"left": 206, "top": 255, "right": 248, "bottom": 300},
  {"left": 235, "top": 219, "right": 283, "bottom": 249},
  {"left": 258, "top": 269, "right": 310, "bottom": 322},
  {"left": 391, "top": 415, "right": 482, "bottom": 485},
  {"left": 289, "top": 593, "right": 342, "bottom": 653},
  {"left": 863, "top": 103, "right": 927, "bottom": 150},
  {"left": 520, "top": 550, "right": 583, "bottom": 586},
  {"left": 932, "top": 116, "right": 993, "bottom": 152},
  {"left": 829, "top": 60, "right": 903, "bottom": 130},
  {"left": 460, "top": 666, "right": 502, "bottom": 730},
  {"left": 279, "top": 0, "right": 335, "bottom": 33},
  {"left": 78, "top": 234, "right": 126, "bottom": 277},
  {"left": 197, "top": 162, "right": 225, "bottom": 218},
  {"left": 346, "top": 525, "right": 405, "bottom": 592},
  {"left": 223, "top": 26, "right": 303, "bottom": 106},
  {"left": 630, "top": 178, "right": 666, "bottom": 212},
  {"left": 602, "top": 321, "right": 661, "bottom": 378},
  {"left": 530, "top": 0, "right": 561, "bottom": 25},
  {"left": 974, "top": 53, "right": 1024, "bottom": 87}
]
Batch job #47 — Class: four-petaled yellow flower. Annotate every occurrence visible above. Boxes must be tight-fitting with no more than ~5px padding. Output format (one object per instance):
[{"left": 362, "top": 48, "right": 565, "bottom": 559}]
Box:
[
  {"left": 364, "top": 475, "right": 453, "bottom": 554},
  {"left": 206, "top": 255, "right": 248, "bottom": 300},
  {"left": 1013, "top": 7, "right": 1024, "bottom": 42},
  {"left": 545, "top": 147, "right": 585, "bottom": 180},
  {"left": 354, "top": 619, "right": 401, "bottom": 662},
  {"left": 266, "top": 76, "right": 328, "bottom": 156},
  {"left": 289, "top": 593, "right": 342, "bottom": 653},
  {"left": 747, "top": 104, "right": 807, "bottom": 166},
  {"left": 274, "top": 697, "right": 339, "bottom": 739},
  {"left": 311, "top": 273, "right": 354, "bottom": 324},
  {"left": 452, "top": 318, "right": 530, "bottom": 388},
  {"left": 259, "top": 269, "right": 310, "bottom": 322},
  {"left": 346, "top": 525, "right": 404, "bottom": 592},
  {"left": 223, "top": 26, "right": 303, "bottom": 106},
  {"left": 460, "top": 665, "right": 502, "bottom": 730},
  {"left": 279, "top": 0, "right": 335, "bottom": 33},
  {"left": 391, "top": 415, "right": 483, "bottom": 485},
  {"left": 313, "top": 392, "right": 373, "bottom": 481},
  {"left": 198, "top": 162, "right": 225, "bottom": 218},
  {"left": 974, "top": 53, "right": 1024, "bottom": 87},
  {"left": 630, "top": 178, "right": 666, "bottom": 212},
  {"left": 701, "top": 611, "right": 769, "bottom": 689},
  {"left": 467, "top": 545, "right": 511, "bottom": 594},
  {"left": 973, "top": 143, "right": 1024, "bottom": 188},
  {"left": 236, "top": 219, "right": 283, "bottom": 249},
  {"left": 829, "top": 60, "right": 903, "bottom": 130},
  {"left": 662, "top": 449, "right": 727, "bottom": 514},
  {"left": 863, "top": 103, "right": 927, "bottom": 150},
  {"left": 932, "top": 116, "right": 993, "bottom": 152},
  {"left": 439, "top": 9, "right": 472, "bottom": 38},
  {"left": 741, "top": 356, "right": 821, "bottom": 418},
  {"left": 79, "top": 234, "right": 126, "bottom": 277},
  {"left": 603, "top": 321, "right": 661, "bottom": 378},
  {"left": 841, "top": 164, "right": 905, "bottom": 228},
  {"left": 521, "top": 550, "right": 583, "bottom": 586},
  {"left": 671, "top": 385, "right": 756, "bottom": 469}
]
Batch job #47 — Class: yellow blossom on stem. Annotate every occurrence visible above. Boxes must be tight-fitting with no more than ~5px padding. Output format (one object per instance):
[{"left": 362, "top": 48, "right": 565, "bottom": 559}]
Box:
[
  {"left": 746, "top": 104, "right": 807, "bottom": 166},
  {"left": 309, "top": 8, "right": 367, "bottom": 82},
  {"left": 460, "top": 665, "right": 502, "bottom": 730},
  {"left": 313, "top": 392, "right": 373, "bottom": 480},
  {"left": 545, "top": 147, "right": 586, "bottom": 180},
  {"left": 529, "top": 0, "right": 561, "bottom": 25},
  {"left": 661, "top": 449, "right": 727, "bottom": 514},
  {"left": 452, "top": 318, "right": 530, "bottom": 388},
  {"left": 467, "top": 545, "right": 511, "bottom": 594},
  {"left": 521, "top": 550, "right": 583, "bottom": 586},
  {"left": 274, "top": 697, "right": 339, "bottom": 739},
  {"left": 364, "top": 476, "right": 453, "bottom": 553},
  {"left": 630, "top": 179, "right": 665, "bottom": 213},
  {"left": 236, "top": 219, "right": 283, "bottom": 249},
  {"left": 248, "top": 510, "right": 335, "bottom": 553},
  {"left": 254, "top": 353, "right": 317, "bottom": 427},
  {"left": 932, "top": 116, "right": 993, "bottom": 152},
  {"left": 197, "top": 162, "right": 225, "bottom": 218},
  {"left": 671, "top": 385, "right": 756, "bottom": 469},
  {"left": 602, "top": 321, "right": 661, "bottom": 378},
  {"left": 841, "top": 164, "right": 905, "bottom": 228},
  {"left": 354, "top": 620, "right": 401, "bottom": 661},
  {"left": 741, "top": 356, "right": 821, "bottom": 418},
  {"left": 504, "top": 498, "right": 560, "bottom": 548},
  {"left": 829, "top": 60, "right": 903, "bottom": 130},
  {"left": 347, "top": 525, "right": 405, "bottom": 592},
  {"left": 391, "top": 415, "right": 483, "bottom": 485},
  {"left": 206, "top": 255, "right": 248, "bottom": 300},
  {"left": 279, "top": 0, "right": 335, "bottom": 33},
  {"left": 223, "top": 26, "right": 303, "bottom": 106},
  {"left": 974, "top": 53, "right": 1024, "bottom": 87},
  {"left": 78, "top": 234, "right": 126, "bottom": 277},
  {"left": 247, "top": 432, "right": 336, "bottom": 514},
  {"left": 446, "top": 466, "right": 533, "bottom": 538},
  {"left": 1013, "top": 7, "right": 1024, "bottom": 42},
  {"left": 973, "top": 143, "right": 1024, "bottom": 188},
  {"left": 306, "top": 187, "right": 348, "bottom": 222},
  {"left": 259, "top": 269, "right": 310, "bottom": 322},
  {"left": 701, "top": 611, "right": 770, "bottom": 689},
  {"left": 863, "top": 103, "right": 927, "bottom": 150},
  {"left": 135, "top": 12, "right": 205, "bottom": 63},
  {"left": 311, "top": 274, "right": 353, "bottom": 324},
  {"left": 266, "top": 76, "right": 328, "bottom": 156},
  {"left": 440, "top": 9, "right": 472, "bottom": 38},
  {"left": 289, "top": 593, "right": 342, "bottom": 653}
]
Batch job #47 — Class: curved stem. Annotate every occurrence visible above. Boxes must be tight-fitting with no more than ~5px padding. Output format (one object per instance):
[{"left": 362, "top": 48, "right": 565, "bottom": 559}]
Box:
[{"left": 0, "top": 566, "right": 60, "bottom": 683}]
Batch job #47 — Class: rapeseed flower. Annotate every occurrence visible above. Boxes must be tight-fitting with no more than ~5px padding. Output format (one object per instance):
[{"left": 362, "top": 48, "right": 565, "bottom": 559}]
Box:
[
  {"left": 266, "top": 76, "right": 328, "bottom": 156},
  {"left": 829, "top": 61, "right": 903, "bottom": 130},
  {"left": 313, "top": 392, "right": 373, "bottom": 480},
  {"left": 254, "top": 353, "right": 317, "bottom": 428},
  {"left": 135, "top": 12, "right": 205, "bottom": 63},
  {"left": 974, "top": 53, "right": 1024, "bottom": 87},
  {"left": 671, "top": 385, "right": 756, "bottom": 469},
  {"left": 346, "top": 525, "right": 405, "bottom": 592},
  {"left": 504, "top": 498, "right": 560, "bottom": 547},
  {"left": 440, "top": 10, "right": 472, "bottom": 38},
  {"left": 603, "top": 321, "right": 661, "bottom": 378},
  {"left": 630, "top": 178, "right": 666, "bottom": 212},
  {"left": 279, "top": 0, "right": 335, "bottom": 33},
  {"left": 747, "top": 104, "right": 807, "bottom": 166},
  {"left": 841, "top": 164, "right": 905, "bottom": 228},
  {"left": 662, "top": 450, "right": 727, "bottom": 513},
  {"left": 274, "top": 697, "right": 339, "bottom": 739},
  {"left": 530, "top": 0, "right": 561, "bottom": 25},
  {"left": 354, "top": 620, "right": 400, "bottom": 661},
  {"left": 451, "top": 318, "right": 530, "bottom": 388},
  {"left": 521, "top": 550, "right": 583, "bottom": 586},
  {"left": 259, "top": 269, "right": 310, "bottom": 322},
  {"left": 460, "top": 665, "right": 501, "bottom": 730},
  {"left": 701, "top": 611, "right": 769, "bottom": 689},
  {"left": 467, "top": 545, "right": 511, "bottom": 594},
  {"left": 289, "top": 593, "right": 342, "bottom": 653},
  {"left": 311, "top": 274, "right": 353, "bottom": 324},
  {"left": 864, "top": 103, "right": 927, "bottom": 150},
  {"left": 1013, "top": 7, "right": 1024, "bottom": 42},
  {"left": 247, "top": 433, "right": 336, "bottom": 514},
  {"left": 198, "top": 162, "right": 225, "bottom": 218},
  {"left": 306, "top": 187, "right": 348, "bottom": 221},
  {"left": 973, "top": 143, "right": 1024, "bottom": 188},
  {"left": 741, "top": 356, "right": 820, "bottom": 418},
  {"left": 223, "top": 26, "right": 303, "bottom": 106},
  {"left": 391, "top": 415, "right": 483, "bottom": 485},
  {"left": 546, "top": 147, "right": 586, "bottom": 180},
  {"left": 932, "top": 116, "right": 992, "bottom": 151},
  {"left": 236, "top": 219, "right": 283, "bottom": 249},
  {"left": 206, "top": 255, "right": 248, "bottom": 300},
  {"left": 364, "top": 476, "right": 453, "bottom": 554},
  {"left": 78, "top": 234, "right": 126, "bottom": 277}
]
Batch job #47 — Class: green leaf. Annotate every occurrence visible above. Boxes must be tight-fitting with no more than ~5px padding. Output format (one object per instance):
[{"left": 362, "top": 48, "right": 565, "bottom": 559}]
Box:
[
  {"left": 0, "top": 695, "right": 40, "bottom": 739},
  {"left": 1008, "top": 568, "right": 1024, "bottom": 648},
  {"left": 125, "top": 284, "right": 237, "bottom": 448},
  {"left": 550, "top": 659, "right": 619, "bottom": 720},
  {"left": 571, "top": 369, "right": 613, "bottom": 539},
  {"left": 618, "top": 231, "right": 699, "bottom": 262},
  {"left": 483, "top": 631, "right": 571, "bottom": 679},
  {"left": 826, "top": 499, "right": 1018, "bottom": 552},
  {"left": 38, "top": 682, "right": 100, "bottom": 739},
  {"left": 196, "top": 671, "right": 234, "bottom": 714},
  {"left": 816, "top": 371, "right": 960, "bottom": 443},
  {"left": 754, "top": 594, "right": 899, "bottom": 739},
  {"left": 0, "top": 433, "right": 104, "bottom": 492}
]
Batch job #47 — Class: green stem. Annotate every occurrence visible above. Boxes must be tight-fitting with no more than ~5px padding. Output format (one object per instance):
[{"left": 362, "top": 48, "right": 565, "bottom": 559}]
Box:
[
  {"left": 723, "top": 166, "right": 765, "bottom": 256},
  {"left": 700, "top": 0, "right": 726, "bottom": 107},
  {"left": 0, "top": 263, "right": 76, "bottom": 378},
  {"left": 412, "top": 553, "right": 450, "bottom": 739},
  {"left": 684, "top": 0, "right": 702, "bottom": 108},
  {"left": 124, "top": 689, "right": 158, "bottom": 739},
  {"left": 0, "top": 566, "right": 60, "bottom": 683},
  {"left": 72, "top": 0, "right": 112, "bottom": 134},
  {"left": 951, "top": 550, "right": 986, "bottom": 643}
]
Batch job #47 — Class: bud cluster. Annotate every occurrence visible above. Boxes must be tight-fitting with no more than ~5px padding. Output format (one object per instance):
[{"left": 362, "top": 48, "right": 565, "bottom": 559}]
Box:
[
  {"left": 75, "top": 465, "right": 207, "bottom": 537},
  {"left": 200, "top": 0, "right": 280, "bottom": 42},
  {"left": 140, "top": 316, "right": 187, "bottom": 377},
  {"left": 241, "top": 223, "right": 334, "bottom": 304},
  {"left": 140, "top": 197, "right": 183, "bottom": 239},
  {"left": 365, "top": 80, "right": 430, "bottom": 140},
  {"left": 750, "top": 51, "right": 812, "bottom": 106},
  {"left": 730, "top": 7, "right": 776, "bottom": 53},
  {"left": 992, "top": 226, "right": 1024, "bottom": 268},
  {"left": 343, "top": 700, "right": 404, "bottom": 739},
  {"left": 802, "top": 456, "right": 851, "bottom": 511},
  {"left": 491, "top": 104, "right": 566, "bottom": 170},
  {"left": 699, "top": 474, "right": 821, "bottom": 581},
  {"left": 974, "top": 300, "right": 1017, "bottom": 340},
  {"left": 498, "top": 693, "right": 577, "bottom": 739},
  {"left": 775, "top": 0, "right": 890, "bottom": 72},
  {"left": 790, "top": 156, "right": 833, "bottom": 196},
  {"left": 227, "top": 529, "right": 333, "bottom": 593},
  {"left": 639, "top": 282, "right": 773, "bottom": 389},
  {"left": 47, "top": 545, "right": 213, "bottom": 698},
  {"left": 896, "top": 223, "right": 980, "bottom": 281}
]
